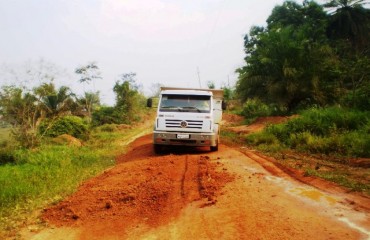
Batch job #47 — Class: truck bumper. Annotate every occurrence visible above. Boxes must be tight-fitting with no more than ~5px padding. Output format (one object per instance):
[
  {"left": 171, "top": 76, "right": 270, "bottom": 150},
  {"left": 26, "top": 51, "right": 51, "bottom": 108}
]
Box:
[{"left": 153, "top": 131, "right": 217, "bottom": 147}]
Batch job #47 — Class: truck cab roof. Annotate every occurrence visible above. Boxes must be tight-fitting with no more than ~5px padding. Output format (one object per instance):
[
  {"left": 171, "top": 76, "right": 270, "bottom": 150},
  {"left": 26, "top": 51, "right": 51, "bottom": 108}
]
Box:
[
  {"left": 161, "top": 89, "right": 212, "bottom": 96},
  {"left": 160, "top": 87, "right": 223, "bottom": 99}
]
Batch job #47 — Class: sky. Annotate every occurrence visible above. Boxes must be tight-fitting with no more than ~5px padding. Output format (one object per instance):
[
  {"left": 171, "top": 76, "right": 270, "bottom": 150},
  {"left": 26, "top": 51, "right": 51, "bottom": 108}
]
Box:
[{"left": 0, "top": 0, "right": 287, "bottom": 105}]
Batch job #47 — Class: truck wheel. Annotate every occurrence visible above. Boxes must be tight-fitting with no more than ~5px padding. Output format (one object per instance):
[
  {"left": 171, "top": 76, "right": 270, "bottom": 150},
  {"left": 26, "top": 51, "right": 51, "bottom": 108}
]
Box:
[
  {"left": 154, "top": 144, "right": 162, "bottom": 154},
  {"left": 210, "top": 142, "right": 218, "bottom": 152}
]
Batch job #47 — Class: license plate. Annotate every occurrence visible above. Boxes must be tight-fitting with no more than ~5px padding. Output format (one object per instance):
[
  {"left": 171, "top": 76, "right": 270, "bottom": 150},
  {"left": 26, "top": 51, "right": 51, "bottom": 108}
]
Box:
[{"left": 177, "top": 134, "right": 190, "bottom": 139}]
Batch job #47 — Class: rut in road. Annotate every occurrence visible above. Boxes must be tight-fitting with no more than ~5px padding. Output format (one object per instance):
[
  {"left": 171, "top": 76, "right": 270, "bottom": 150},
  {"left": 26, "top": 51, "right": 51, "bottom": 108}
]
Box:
[{"left": 42, "top": 135, "right": 233, "bottom": 238}]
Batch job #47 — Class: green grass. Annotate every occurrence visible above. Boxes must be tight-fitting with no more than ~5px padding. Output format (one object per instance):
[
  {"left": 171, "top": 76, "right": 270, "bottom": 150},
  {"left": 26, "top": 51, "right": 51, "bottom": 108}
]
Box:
[
  {"left": 248, "top": 107, "right": 370, "bottom": 158},
  {"left": 0, "top": 124, "right": 150, "bottom": 234},
  {"left": 220, "top": 130, "right": 245, "bottom": 146},
  {"left": 305, "top": 169, "right": 370, "bottom": 195}
]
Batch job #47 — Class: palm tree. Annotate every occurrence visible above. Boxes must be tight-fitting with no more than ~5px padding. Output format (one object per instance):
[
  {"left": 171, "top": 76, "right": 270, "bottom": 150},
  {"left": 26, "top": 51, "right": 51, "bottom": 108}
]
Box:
[
  {"left": 42, "top": 86, "right": 76, "bottom": 118},
  {"left": 77, "top": 91, "right": 100, "bottom": 118},
  {"left": 324, "top": 0, "right": 370, "bottom": 52}
]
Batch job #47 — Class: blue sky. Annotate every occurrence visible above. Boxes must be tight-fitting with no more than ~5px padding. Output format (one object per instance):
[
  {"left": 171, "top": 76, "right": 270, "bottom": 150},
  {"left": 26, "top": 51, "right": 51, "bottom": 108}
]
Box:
[{"left": 0, "top": 0, "right": 288, "bottom": 105}]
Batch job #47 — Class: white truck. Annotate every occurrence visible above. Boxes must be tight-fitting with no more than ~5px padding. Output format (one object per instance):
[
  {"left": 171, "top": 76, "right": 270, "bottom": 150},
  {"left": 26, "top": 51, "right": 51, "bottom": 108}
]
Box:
[{"left": 147, "top": 87, "right": 225, "bottom": 153}]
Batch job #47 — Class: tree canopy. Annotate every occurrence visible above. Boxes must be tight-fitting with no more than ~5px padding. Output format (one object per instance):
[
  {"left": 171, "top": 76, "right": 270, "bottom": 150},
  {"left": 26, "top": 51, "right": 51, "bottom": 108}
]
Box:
[{"left": 236, "top": 0, "right": 370, "bottom": 112}]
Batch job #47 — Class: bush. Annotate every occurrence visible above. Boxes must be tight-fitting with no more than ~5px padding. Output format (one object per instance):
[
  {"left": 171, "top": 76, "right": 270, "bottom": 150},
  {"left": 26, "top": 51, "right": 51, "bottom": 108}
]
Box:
[
  {"left": 241, "top": 99, "right": 273, "bottom": 119},
  {"left": 281, "top": 107, "right": 369, "bottom": 136},
  {"left": 246, "top": 132, "right": 279, "bottom": 145},
  {"left": 92, "top": 106, "right": 126, "bottom": 126},
  {"left": 245, "top": 132, "right": 282, "bottom": 152},
  {"left": 39, "top": 116, "right": 89, "bottom": 139}
]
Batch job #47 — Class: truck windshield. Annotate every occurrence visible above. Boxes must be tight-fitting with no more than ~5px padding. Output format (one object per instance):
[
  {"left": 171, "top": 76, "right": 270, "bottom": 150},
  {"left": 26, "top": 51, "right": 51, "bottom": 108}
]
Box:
[{"left": 159, "top": 94, "right": 211, "bottom": 113}]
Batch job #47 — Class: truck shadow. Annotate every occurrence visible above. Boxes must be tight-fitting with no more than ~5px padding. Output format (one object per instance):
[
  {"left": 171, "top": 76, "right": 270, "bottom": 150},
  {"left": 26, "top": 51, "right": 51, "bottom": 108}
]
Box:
[{"left": 155, "top": 146, "right": 211, "bottom": 155}]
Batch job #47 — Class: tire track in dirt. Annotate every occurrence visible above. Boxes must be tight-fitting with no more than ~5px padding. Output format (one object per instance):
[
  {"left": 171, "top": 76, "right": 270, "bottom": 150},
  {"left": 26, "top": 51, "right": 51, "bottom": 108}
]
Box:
[
  {"left": 180, "top": 155, "right": 188, "bottom": 198},
  {"left": 41, "top": 135, "right": 233, "bottom": 239}
]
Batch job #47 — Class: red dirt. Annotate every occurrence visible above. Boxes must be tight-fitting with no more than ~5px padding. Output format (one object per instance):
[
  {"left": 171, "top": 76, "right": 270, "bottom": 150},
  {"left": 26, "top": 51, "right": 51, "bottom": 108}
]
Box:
[{"left": 42, "top": 135, "right": 234, "bottom": 239}]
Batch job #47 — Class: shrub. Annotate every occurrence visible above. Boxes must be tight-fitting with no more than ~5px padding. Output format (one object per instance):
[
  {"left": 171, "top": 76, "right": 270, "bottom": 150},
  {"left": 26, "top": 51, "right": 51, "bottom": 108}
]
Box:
[
  {"left": 246, "top": 132, "right": 279, "bottom": 145},
  {"left": 265, "top": 123, "right": 290, "bottom": 142},
  {"left": 92, "top": 106, "right": 129, "bottom": 126},
  {"left": 240, "top": 99, "right": 287, "bottom": 120},
  {"left": 245, "top": 132, "right": 282, "bottom": 152},
  {"left": 241, "top": 99, "right": 273, "bottom": 118},
  {"left": 39, "top": 116, "right": 89, "bottom": 139}
]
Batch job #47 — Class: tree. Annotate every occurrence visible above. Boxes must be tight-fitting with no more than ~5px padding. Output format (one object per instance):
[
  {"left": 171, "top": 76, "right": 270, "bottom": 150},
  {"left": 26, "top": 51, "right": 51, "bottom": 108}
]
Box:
[
  {"left": 339, "top": 55, "right": 370, "bottom": 109},
  {"left": 113, "top": 73, "right": 145, "bottom": 123},
  {"left": 236, "top": 1, "right": 338, "bottom": 111},
  {"left": 75, "top": 62, "right": 101, "bottom": 118},
  {"left": 41, "top": 85, "right": 76, "bottom": 118},
  {"left": 324, "top": 0, "right": 370, "bottom": 53},
  {"left": 0, "top": 82, "right": 79, "bottom": 147},
  {"left": 75, "top": 62, "right": 101, "bottom": 86},
  {"left": 76, "top": 91, "right": 100, "bottom": 118},
  {"left": 114, "top": 73, "right": 138, "bottom": 112},
  {"left": 0, "top": 86, "right": 42, "bottom": 147},
  {"left": 207, "top": 81, "right": 215, "bottom": 89}
]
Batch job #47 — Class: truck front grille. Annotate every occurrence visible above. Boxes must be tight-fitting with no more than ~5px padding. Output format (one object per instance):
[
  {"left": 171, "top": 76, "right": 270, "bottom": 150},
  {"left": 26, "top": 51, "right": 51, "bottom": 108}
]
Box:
[{"left": 165, "top": 119, "right": 203, "bottom": 129}]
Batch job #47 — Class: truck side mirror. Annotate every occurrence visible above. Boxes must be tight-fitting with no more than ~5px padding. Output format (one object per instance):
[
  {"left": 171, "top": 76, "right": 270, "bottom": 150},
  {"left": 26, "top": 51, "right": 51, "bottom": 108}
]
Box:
[
  {"left": 147, "top": 98, "right": 153, "bottom": 108},
  {"left": 222, "top": 101, "right": 227, "bottom": 110}
]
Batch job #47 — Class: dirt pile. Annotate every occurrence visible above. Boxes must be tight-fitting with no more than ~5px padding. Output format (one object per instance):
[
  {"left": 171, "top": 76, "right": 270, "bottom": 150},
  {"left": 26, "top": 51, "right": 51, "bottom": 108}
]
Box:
[{"left": 42, "top": 135, "right": 233, "bottom": 239}]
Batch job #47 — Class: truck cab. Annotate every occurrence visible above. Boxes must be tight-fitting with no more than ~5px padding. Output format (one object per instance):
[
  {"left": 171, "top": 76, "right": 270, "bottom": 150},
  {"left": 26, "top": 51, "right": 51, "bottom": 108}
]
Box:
[{"left": 149, "top": 87, "right": 224, "bottom": 153}]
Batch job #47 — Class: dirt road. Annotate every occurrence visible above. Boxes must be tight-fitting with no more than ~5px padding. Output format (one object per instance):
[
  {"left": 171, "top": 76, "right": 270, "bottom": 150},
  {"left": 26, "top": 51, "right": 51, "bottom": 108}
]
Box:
[{"left": 24, "top": 134, "right": 370, "bottom": 240}]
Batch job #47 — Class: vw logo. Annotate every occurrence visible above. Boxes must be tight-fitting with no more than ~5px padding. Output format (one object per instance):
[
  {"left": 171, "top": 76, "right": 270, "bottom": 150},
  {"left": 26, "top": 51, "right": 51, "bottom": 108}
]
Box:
[{"left": 180, "top": 121, "right": 188, "bottom": 128}]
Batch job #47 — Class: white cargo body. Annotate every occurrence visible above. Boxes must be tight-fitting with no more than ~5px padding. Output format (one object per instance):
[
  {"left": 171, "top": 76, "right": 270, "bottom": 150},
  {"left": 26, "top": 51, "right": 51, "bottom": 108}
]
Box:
[{"left": 151, "top": 87, "right": 224, "bottom": 153}]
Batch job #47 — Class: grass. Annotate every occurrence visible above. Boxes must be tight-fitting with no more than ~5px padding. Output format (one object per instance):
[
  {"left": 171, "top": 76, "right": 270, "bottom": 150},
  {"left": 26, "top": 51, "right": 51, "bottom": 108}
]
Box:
[
  {"left": 220, "top": 130, "right": 244, "bottom": 146},
  {"left": 249, "top": 107, "right": 370, "bottom": 158},
  {"left": 0, "top": 123, "right": 151, "bottom": 236},
  {"left": 305, "top": 169, "right": 370, "bottom": 195}
]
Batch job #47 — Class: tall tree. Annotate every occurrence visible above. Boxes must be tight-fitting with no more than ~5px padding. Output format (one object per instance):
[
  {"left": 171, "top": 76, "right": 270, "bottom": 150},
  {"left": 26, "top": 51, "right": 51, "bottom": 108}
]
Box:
[
  {"left": 237, "top": 1, "right": 337, "bottom": 111},
  {"left": 41, "top": 85, "right": 76, "bottom": 118},
  {"left": 75, "top": 62, "right": 101, "bottom": 118},
  {"left": 324, "top": 0, "right": 370, "bottom": 53},
  {"left": 77, "top": 91, "right": 100, "bottom": 118},
  {"left": 75, "top": 62, "right": 101, "bottom": 86},
  {"left": 113, "top": 73, "right": 144, "bottom": 123},
  {"left": 0, "top": 86, "right": 43, "bottom": 147}
]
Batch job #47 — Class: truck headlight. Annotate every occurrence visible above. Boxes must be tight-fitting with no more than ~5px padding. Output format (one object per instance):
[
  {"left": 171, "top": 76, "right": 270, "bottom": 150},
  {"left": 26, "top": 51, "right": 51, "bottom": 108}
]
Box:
[{"left": 157, "top": 133, "right": 167, "bottom": 138}]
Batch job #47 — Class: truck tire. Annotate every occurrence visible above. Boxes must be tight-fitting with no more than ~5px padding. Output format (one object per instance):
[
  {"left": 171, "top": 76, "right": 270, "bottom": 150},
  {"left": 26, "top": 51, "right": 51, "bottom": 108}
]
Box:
[
  {"left": 210, "top": 142, "right": 218, "bottom": 152},
  {"left": 154, "top": 144, "right": 162, "bottom": 154}
]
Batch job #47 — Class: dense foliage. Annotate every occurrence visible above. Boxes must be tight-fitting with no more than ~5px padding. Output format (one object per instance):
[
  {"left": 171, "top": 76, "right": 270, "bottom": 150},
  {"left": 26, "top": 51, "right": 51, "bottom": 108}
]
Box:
[
  {"left": 39, "top": 116, "right": 89, "bottom": 139},
  {"left": 236, "top": 0, "right": 370, "bottom": 112}
]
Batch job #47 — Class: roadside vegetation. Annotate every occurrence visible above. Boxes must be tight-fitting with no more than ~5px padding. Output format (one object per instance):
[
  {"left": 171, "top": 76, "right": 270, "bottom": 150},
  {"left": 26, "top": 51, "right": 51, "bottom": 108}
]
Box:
[
  {"left": 247, "top": 107, "right": 370, "bottom": 158},
  {"left": 0, "top": 122, "right": 152, "bottom": 235},
  {"left": 226, "top": 0, "right": 370, "bottom": 194},
  {"left": 0, "top": 62, "right": 153, "bottom": 236}
]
